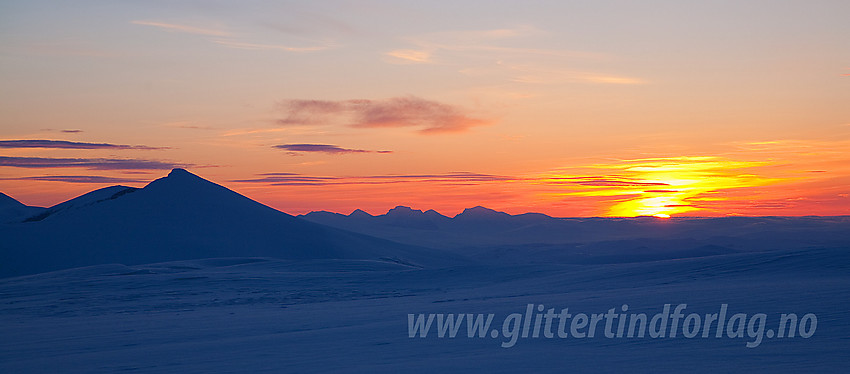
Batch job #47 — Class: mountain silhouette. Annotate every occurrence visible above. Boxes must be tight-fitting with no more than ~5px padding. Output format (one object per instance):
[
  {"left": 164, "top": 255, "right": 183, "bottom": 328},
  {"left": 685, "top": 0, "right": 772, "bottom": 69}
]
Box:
[
  {"left": 302, "top": 206, "right": 850, "bottom": 261},
  {"left": 0, "top": 169, "right": 460, "bottom": 277},
  {"left": 23, "top": 185, "right": 137, "bottom": 222},
  {"left": 0, "top": 192, "right": 45, "bottom": 224},
  {"left": 454, "top": 206, "right": 510, "bottom": 220}
]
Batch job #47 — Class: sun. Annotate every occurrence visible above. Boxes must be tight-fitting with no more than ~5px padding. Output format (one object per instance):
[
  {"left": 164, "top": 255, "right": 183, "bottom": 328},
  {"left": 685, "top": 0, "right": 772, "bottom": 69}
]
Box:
[{"left": 545, "top": 156, "right": 781, "bottom": 217}]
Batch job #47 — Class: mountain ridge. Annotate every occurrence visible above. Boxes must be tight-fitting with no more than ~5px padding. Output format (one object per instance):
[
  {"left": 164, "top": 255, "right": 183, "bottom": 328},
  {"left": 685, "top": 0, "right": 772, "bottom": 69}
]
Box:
[
  {"left": 0, "top": 192, "right": 45, "bottom": 224},
  {"left": 0, "top": 169, "right": 464, "bottom": 277}
]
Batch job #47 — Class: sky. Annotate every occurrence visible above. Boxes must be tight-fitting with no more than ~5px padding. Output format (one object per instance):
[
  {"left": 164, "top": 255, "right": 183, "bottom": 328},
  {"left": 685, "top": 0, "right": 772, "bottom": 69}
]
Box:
[{"left": 1, "top": 0, "right": 849, "bottom": 217}]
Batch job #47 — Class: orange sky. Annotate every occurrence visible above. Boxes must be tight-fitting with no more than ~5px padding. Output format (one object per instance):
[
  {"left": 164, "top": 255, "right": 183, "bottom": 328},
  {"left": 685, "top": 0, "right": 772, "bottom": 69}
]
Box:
[{"left": 1, "top": 1, "right": 848, "bottom": 217}]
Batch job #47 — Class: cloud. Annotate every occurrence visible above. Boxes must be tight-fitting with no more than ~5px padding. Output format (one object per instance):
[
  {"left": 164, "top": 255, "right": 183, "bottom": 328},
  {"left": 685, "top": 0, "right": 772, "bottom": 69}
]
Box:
[
  {"left": 0, "top": 156, "right": 188, "bottom": 170},
  {"left": 276, "top": 100, "right": 349, "bottom": 125},
  {"left": 0, "top": 140, "right": 165, "bottom": 150},
  {"left": 545, "top": 176, "right": 670, "bottom": 187},
  {"left": 274, "top": 144, "right": 391, "bottom": 155},
  {"left": 0, "top": 175, "right": 145, "bottom": 184},
  {"left": 39, "top": 129, "right": 83, "bottom": 133},
  {"left": 131, "top": 20, "right": 230, "bottom": 37},
  {"left": 507, "top": 65, "right": 648, "bottom": 85},
  {"left": 385, "top": 49, "right": 433, "bottom": 63},
  {"left": 385, "top": 26, "right": 647, "bottom": 86},
  {"left": 231, "top": 171, "right": 512, "bottom": 186},
  {"left": 383, "top": 26, "right": 545, "bottom": 65},
  {"left": 363, "top": 172, "right": 511, "bottom": 182},
  {"left": 231, "top": 174, "right": 339, "bottom": 186},
  {"left": 577, "top": 74, "right": 647, "bottom": 85},
  {"left": 276, "top": 96, "right": 488, "bottom": 134},
  {"left": 131, "top": 20, "right": 331, "bottom": 54},
  {"left": 212, "top": 40, "right": 327, "bottom": 52}
]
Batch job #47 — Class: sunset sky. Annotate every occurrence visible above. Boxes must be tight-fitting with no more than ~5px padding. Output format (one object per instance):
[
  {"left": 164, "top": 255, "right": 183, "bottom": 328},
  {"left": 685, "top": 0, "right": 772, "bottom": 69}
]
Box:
[{"left": 1, "top": 0, "right": 848, "bottom": 217}]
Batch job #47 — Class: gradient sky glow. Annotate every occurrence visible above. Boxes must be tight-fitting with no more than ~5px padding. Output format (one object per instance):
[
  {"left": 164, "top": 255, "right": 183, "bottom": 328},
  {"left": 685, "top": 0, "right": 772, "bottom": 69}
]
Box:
[{"left": 1, "top": 0, "right": 849, "bottom": 217}]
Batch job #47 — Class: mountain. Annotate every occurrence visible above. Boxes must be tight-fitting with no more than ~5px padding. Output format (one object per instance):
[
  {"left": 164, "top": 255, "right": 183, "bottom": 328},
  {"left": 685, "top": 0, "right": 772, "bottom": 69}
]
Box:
[
  {"left": 454, "top": 206, "right": 511, "bottom": 220},
  {"left": 301, "top": 206, "right": 850, "bottom": 263},
  {"left": 300, "top": 205, "right": 659, "bottom": 248},
  {"left": 0, "top": 169, "right": 462, "bottom": 277},
  {"left": 0, "top": 192, "right": 45, "bottom": 224},
  {"left": 23, "top": 185, "right": 137, "bottom": 222},
  {"left": 382, "top": 206, "right": 449, "bottom": 230}
]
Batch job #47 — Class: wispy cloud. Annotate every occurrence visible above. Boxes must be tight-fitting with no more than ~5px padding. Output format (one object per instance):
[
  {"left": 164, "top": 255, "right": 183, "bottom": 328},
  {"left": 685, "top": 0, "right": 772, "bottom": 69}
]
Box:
[
  {"left": 544, "top": 176, "right": 670, "bottom": 187},
  {"left": 384, "top": 25, "right": 547, "bottom": 64},
  {"left": 212, "top": 40, "right": 327, "bottom": 52},
  {"left": 0, "top": 156, "right": 188, "bottom": 170},
  {"left": 232, "top": 171, "right": 512, "bottom": 186},
  {"left": 276, "top": 96, "right": 489, "bottom": 134},
  {"left": 274, "top": 144, "right": 392, "bottom": 155},
  {"left": 39, "top": 129, "right": 83, "bottom": 133},
  {"left": 577, "top": 74, "right": 647, "bottom": 85},
  {"left": 132, "top": 20, "right": 330, "bottom": 54},
  {"left": 131, "top": 20, "right": 230, "bottom": 37},
  {"left": 161, "top": 121, "right": 216, "bottom": 130},
  {"left": 506, "top": 64, "right": 648, "bottom": 85},
  {"left": 0, "top": 140, "right": 166, "bottom": 150},
  {"left": 0, "top": 175, "right": 145, "bottom": 184},
  {"left": 385, "top": 26, "right": 645, "bottom": 86},
  {"left": 385, "top": 49, "right": 433, "bottom": 64}
]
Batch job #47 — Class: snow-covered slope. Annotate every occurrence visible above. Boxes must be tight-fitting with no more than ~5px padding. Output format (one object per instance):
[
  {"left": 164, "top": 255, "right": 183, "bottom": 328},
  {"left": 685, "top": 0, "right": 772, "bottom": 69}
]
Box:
[
  {"left": 0, "top": 245, "right": 847, "bottom": 373},
  {"left": 22, "top": 185, "right": 137, "bottom": 222},
  {"left": 0, "top": 169, "right": 463, "bottom": 277},
  {"left": 0, "top": 192, "right": 45, "bottom": 224}
]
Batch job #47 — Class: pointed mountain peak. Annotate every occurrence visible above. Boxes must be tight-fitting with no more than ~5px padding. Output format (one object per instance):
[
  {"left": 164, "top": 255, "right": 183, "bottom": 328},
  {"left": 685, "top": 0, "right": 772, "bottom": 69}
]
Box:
[
  {"left": 423, "top": 209, "right": 448, "bottom": 219},
  {"left": 0, "top": 192, "right": 27, "bottom": 208},
  {"left": 166, "top": 168, "right": 200, "bottom": 179},
  {"left": 455, "top": 206, "right": 510, "bottom": 219},
  {"left": 349, "top": 209, "right": 373, "bottom": 218},
  {"left": 146, "top": 168, "right": 216, "bottom": 191}
]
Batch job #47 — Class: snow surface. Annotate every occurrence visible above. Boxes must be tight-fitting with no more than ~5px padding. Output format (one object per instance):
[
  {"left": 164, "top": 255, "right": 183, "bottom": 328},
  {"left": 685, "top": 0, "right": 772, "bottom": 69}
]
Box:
[
  {"left": 0, "top": 192, "right": 44, "bottom": 224},
  {"left": 1, "top": 249, "right": 847, "bottom": 373},
  {"left": 1, "top": 169, "right": 848, "bottom": 372}
]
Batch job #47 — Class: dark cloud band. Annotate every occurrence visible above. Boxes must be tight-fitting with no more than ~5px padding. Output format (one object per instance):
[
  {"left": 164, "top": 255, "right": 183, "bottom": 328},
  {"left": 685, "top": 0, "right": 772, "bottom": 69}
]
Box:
[
  {"left": 274, "top": 144, "right": 391, "bottom": 155},
  {"left": 0, "top": 156, "right": 187, "bottom": 170},
  {"left": 0, "top": 139, "right": 165, "bottom": 150},
  {"left": 0, "top": 175, "right": 146, "bottom": 184}
]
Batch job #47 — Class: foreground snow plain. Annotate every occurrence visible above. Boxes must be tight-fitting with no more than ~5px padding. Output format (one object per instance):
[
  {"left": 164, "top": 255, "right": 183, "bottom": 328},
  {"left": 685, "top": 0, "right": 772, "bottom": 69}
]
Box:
[{"left": 1, "top": 247, "right": 848, "bottom": 373}]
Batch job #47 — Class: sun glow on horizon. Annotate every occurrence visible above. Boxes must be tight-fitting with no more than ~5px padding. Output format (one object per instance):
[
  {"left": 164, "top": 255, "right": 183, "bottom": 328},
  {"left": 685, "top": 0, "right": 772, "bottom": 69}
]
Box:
[{"left": 544, "top": 157, "right": 786, "bottom": 217}]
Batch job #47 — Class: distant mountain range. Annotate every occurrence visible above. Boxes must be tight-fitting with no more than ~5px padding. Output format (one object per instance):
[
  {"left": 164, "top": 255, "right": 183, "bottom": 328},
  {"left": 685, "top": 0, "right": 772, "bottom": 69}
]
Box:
[
  {"left": 302, "top": 206, "right": 850, "bottom": 247},
  {"left": 301, "top": 204, "right": 850, "bottom": 265},
  {"left": 0, "top": 169, "right": 462, "bottom": 278}
]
